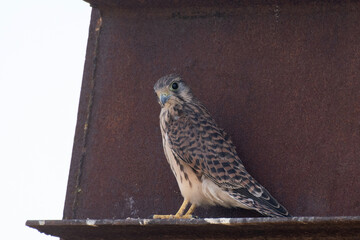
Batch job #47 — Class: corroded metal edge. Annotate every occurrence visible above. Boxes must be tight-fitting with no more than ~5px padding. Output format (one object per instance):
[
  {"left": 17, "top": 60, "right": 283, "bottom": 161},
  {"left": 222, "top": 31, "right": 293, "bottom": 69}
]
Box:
[
  {"left": 26, "top": 216, "right": 360, "bottom": 240},
  {"left": 26, "top": 216, "right": 360, "bottom": 226}
]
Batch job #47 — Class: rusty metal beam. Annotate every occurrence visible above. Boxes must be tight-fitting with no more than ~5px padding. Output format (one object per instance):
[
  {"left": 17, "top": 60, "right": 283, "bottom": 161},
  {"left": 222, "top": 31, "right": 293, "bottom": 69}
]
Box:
[
  {"left": 25, "top": 1, "right": 360, "bottom": 239},
  {"left": 63, "top": 1, "right": 360, "bottom": 220},
  {"left": 26, "top": 216, "right": 360, "bottom": 240}
]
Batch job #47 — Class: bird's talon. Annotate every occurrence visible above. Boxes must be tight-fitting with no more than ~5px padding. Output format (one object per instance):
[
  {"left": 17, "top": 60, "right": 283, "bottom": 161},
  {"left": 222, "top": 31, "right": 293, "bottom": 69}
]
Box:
[
  {"left": 152, "top": 214, "right": 175, "bottom": 219},
  {"left": 152, "top": 214, "right": 197, "bottom": 219}
]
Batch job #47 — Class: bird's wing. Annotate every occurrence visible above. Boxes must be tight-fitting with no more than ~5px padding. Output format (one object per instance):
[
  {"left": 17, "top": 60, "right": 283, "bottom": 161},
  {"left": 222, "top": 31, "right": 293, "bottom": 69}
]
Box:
[{"left": 167, "top": 103, "right": 289, "bottom": 217}]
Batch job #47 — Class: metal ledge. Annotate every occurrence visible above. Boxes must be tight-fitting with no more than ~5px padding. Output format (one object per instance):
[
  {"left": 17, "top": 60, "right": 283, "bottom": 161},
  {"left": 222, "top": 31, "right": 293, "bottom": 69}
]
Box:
[{"left": 26, "top": 216, "right": 360, "bottom": 240}]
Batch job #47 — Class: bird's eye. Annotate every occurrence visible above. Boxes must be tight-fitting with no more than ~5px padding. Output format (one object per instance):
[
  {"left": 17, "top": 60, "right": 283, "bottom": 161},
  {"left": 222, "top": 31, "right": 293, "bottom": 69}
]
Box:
[{"left": 170, "top": 82, "right": 179, "bottom": 91}]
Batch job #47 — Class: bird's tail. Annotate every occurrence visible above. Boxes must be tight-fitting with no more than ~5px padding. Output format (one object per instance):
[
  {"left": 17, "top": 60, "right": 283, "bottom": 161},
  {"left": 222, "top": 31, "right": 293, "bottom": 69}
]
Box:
[{"left": 229, "top": 186, "right": 291, "bottom": 217}]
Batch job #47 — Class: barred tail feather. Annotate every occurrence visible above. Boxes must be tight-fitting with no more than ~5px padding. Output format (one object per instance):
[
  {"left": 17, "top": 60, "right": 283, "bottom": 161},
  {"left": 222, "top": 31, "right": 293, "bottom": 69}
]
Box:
[{"left": 229, "top": 187, "right": 291, "bottom": 217}]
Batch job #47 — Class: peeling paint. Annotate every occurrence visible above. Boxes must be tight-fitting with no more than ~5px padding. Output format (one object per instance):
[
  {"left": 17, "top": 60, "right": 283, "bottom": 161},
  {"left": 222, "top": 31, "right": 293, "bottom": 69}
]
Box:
[
  {"left": 204, "top": 218, "right": 231, "bottom": 225},
  {"left": 86, "top": 219, "right": 98, "bottom": 227},
  {"left": 139, "top": 219, "right": 151, "bottom": 225},
  {"left": 125, "top": 196, "right": 139, "bottom": 216},
  {"left": 273, "top": 4, "right": 280, "bottom": 22}
]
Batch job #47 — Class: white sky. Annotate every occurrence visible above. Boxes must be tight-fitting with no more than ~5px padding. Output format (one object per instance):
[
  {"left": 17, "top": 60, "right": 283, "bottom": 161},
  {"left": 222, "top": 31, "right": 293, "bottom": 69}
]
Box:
[{"left": 0, "top": 1, "right": 91, "bottom": 239}]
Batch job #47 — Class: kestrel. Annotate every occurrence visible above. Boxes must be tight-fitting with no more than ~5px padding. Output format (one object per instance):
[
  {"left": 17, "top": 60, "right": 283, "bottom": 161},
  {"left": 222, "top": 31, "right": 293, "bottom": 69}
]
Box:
[{"left": 153, "top": 74, "right": 290, "bottom": 218}]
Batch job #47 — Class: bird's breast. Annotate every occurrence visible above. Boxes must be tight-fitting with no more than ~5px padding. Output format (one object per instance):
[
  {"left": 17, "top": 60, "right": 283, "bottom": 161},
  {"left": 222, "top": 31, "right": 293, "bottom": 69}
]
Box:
[{"left": 161, "top": 132, "right": 207, "bottom": 206}]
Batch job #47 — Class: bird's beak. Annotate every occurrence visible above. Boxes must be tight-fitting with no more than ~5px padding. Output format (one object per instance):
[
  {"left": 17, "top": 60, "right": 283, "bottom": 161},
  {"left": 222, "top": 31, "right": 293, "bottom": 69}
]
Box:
[{"left": 159, "top": 93, "right": 170, "bottom": 106}]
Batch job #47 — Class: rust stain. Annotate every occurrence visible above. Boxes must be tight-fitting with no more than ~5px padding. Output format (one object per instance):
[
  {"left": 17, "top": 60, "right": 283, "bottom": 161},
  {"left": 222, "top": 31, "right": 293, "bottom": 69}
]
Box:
[{"left": 63, "top": 1, "right": 360, "bottom": 220}]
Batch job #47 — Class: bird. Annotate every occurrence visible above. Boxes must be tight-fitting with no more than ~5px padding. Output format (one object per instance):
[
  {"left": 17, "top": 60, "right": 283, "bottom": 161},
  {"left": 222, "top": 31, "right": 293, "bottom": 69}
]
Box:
[{"left": 153, "top": 74, "right": 290, "bottom": 218}]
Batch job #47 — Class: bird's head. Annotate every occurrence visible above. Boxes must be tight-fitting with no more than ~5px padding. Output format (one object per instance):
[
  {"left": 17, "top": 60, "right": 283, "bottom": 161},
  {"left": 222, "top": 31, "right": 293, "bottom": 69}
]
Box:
[{"left": 154, "top": 74, "right": 193, "bottom": 107}]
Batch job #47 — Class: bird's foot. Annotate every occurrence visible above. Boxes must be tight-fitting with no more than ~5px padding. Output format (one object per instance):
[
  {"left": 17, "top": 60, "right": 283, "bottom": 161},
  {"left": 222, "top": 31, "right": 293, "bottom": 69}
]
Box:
[
  {"left": 152, "top": 214, "right": 195, "bottom": 219},
  {"left": 152, "top": 214, "right": 175, "bottom": 219},
  {"left": 152, "top": 199, "right": 197, "bottom": 219},
  {"left": 182, "top": 214, "right": 197, "bottom": 219}
]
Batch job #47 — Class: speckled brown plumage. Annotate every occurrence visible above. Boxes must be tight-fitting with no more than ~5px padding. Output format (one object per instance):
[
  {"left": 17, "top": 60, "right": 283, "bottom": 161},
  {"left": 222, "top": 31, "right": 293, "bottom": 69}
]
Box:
[{"left": 154, "top": 74, "right": 290, "bottom": 218}]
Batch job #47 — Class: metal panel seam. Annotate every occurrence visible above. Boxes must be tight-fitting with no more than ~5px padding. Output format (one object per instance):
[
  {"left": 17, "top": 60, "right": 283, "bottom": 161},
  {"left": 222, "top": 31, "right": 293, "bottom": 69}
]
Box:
[{"left": 71, "top": 11, "right": 103, "bottom": 219}]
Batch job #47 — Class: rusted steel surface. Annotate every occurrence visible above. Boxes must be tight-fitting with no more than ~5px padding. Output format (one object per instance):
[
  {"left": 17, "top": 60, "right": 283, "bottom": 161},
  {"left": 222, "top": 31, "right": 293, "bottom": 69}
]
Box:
[
  {"left": 26, "top": 216, "right": 360, "bottom": 240},
  {"left": 64, "top": 1, "right": 360, "bottom": 221}
]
